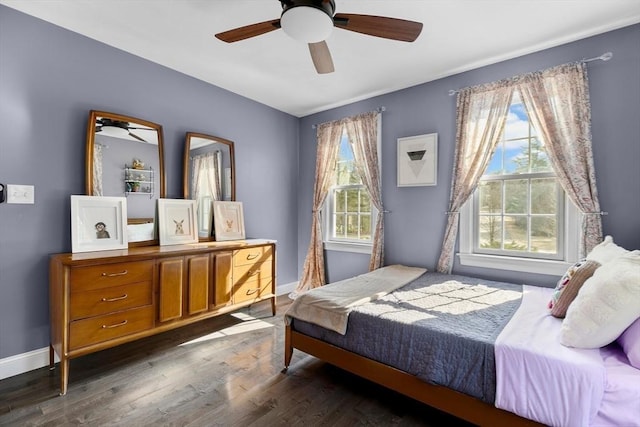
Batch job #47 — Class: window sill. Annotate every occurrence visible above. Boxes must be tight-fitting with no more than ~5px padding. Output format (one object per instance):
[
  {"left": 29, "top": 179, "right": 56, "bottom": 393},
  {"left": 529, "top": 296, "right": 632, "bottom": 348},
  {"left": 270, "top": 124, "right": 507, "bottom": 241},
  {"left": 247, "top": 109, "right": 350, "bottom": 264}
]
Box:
[
  {"left": 458, "top": 253, "right": 570, "bottom": 276},
  {"left": 323, "top": 241, "right": 372, "bottom": 255}
]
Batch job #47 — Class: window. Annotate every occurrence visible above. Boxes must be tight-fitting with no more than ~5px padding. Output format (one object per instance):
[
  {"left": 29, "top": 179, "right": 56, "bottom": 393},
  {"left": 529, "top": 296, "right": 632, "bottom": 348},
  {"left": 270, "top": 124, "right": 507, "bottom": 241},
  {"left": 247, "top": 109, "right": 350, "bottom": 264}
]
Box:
[
  {"left": 459, "top": 91, "right": 579, "bottom": 275},
  {"left": 324, "top": 130, "right": 378, "bottom": 253}
]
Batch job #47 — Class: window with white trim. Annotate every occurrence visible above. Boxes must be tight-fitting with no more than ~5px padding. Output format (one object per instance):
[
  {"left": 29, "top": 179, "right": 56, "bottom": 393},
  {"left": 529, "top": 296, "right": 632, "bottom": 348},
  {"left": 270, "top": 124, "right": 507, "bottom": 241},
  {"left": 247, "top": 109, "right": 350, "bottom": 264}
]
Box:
[
  {"left": 324, "top": 130, "right": 378, "bottom": 253},
  {"left": 459, "top": 91, "right": 579, "bottom": 275}
]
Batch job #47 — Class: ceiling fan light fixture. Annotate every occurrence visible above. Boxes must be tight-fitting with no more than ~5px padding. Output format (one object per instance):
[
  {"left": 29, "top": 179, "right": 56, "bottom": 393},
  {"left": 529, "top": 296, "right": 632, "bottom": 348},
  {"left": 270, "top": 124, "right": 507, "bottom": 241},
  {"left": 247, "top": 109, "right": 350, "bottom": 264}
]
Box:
[
  {"left": 100, "top": 125, "right": 130, "bottom": 139},
  {"left": 280, "top": 3, "right": 334, "bottom": 43}
]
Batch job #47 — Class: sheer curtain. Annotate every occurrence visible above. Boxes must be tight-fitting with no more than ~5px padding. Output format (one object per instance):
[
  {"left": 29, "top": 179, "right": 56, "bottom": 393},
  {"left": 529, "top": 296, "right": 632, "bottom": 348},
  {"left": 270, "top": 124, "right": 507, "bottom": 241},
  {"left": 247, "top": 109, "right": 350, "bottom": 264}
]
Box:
[
  {"left": 344, "top": 111, "right": 384, "bottom": 270},
  {"left": 192, "top": 152, "right": 221, "bottom": 203},
  {"left": 436, "top": 83, "right": 513, "bottom": 273},
  {"left": 295, "top": 120, "right": 344, "bottom": 294},
  {"left": 516, "top": 62, "right": 602, "bottom": 255}
]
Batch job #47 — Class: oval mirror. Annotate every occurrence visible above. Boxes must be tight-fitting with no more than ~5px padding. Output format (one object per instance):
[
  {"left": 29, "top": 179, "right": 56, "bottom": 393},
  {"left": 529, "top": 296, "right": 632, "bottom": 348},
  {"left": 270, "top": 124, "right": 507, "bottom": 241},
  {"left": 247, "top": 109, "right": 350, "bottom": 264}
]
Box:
[
  {"left": 86, "top": 110, "right": 166, "bottom": 246},
  {"left": 183, "top": 132, "right": 236, "bottom": 241}
]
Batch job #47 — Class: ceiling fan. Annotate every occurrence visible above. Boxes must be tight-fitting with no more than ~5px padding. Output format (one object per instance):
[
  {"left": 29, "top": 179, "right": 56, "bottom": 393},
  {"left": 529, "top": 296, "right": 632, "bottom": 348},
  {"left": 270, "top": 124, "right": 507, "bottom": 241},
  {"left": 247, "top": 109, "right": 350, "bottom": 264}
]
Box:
[
  {"left": 215, "top": 0, "right": 423, "bottom": 74},
  {"left": 96, "top": 118, "right": 152, "bottom": 142}
]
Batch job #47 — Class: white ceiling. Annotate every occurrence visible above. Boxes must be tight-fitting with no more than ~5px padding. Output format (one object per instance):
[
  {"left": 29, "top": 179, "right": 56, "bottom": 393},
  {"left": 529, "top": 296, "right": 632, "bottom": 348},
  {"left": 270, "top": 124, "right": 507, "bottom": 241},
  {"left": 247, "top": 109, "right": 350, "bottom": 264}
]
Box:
[{"left": 2, "top": 0, "right": 639, "bottom": 117}]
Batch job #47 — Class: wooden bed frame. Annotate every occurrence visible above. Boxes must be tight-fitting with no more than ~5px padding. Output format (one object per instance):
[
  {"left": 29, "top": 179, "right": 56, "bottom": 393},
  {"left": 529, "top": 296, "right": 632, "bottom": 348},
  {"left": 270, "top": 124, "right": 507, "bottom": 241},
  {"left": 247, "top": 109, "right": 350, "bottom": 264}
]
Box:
[{"left": 284, "top": 324, "right": 543, "bottom": 427}]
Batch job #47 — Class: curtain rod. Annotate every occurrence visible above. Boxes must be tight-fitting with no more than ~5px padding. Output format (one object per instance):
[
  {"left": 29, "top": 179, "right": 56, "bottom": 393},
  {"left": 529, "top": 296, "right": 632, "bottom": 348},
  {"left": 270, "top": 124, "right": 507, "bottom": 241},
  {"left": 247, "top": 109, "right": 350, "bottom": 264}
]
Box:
[
  {"left": 447, "top": 51, "right": 613, "bottom": 96},
  {"left": 311, "top": 106, "right": 386, "bottom": 129}
]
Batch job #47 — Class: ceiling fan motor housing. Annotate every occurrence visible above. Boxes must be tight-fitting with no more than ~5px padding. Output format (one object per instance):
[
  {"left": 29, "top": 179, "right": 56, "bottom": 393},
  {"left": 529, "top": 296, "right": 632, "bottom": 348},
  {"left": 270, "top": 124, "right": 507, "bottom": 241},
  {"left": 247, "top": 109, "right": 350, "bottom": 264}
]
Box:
[{"left": 279, "top": 0, "right": 336, "bottom": 43}]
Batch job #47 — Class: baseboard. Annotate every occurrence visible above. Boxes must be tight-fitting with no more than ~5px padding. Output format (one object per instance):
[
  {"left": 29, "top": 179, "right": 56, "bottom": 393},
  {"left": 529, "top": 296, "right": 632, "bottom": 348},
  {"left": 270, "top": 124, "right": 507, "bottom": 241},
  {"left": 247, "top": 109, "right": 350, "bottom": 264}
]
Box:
[
  {"left": 1, "top": 283, "right": 298, "bottom": 380},
  {"left": 277, "top": 281, "right": 298, "bottom": 296},
  {"left": 0, "top": 346, "right": 59, "bottom": 381}
]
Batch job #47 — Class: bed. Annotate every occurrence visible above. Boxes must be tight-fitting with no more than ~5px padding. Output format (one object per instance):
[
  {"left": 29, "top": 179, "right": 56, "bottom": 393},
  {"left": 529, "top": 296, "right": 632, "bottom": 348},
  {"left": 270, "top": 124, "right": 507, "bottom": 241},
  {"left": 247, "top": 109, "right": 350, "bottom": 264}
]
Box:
[{"left": 283, "top": 265, "right": 640, "bottom": 427}]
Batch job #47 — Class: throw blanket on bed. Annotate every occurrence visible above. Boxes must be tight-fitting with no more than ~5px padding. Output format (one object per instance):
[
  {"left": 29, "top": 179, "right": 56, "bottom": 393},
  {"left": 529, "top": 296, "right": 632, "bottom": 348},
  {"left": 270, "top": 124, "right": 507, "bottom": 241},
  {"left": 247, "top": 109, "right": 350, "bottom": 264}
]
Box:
[
  {"left": 291, "top": 272, "right": 523, "bottom": 403},
  {"left": 285, "top": 264, "right": 427, "bottom": 334}
]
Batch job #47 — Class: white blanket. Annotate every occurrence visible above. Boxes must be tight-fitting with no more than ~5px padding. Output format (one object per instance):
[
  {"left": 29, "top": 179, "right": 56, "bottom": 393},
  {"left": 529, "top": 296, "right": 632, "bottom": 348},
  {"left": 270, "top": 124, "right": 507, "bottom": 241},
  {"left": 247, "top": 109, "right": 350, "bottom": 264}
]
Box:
[{"left": 285, "top": 264, "right": 426, "bottom": 335}]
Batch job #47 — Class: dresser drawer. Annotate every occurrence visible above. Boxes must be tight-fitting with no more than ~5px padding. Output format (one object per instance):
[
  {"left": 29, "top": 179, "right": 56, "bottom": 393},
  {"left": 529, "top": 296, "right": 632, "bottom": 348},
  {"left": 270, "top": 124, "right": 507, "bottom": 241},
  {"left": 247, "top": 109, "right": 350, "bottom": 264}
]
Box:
[
  {"left": 70, "top": 281, "right": 153, "bottom": 321},
  {"left": 233, "top": 246, "right": 273, "bottom": 267},
  {"left": 70, "top": 260, "right": 154, "bottom": 292},
  {"left": 233, "top": 260, "right": 273, "bottom": 285},
  {"left": 234, "top": 277, "right": 273, "bottom": 304},
  {"left": 69, "top": 305, "right": 154, "bottom": 350}
]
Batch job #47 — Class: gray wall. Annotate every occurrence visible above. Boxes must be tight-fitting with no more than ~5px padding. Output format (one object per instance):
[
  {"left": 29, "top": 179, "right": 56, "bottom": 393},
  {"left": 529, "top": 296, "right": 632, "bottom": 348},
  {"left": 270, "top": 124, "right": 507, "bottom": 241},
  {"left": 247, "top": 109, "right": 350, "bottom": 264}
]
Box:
[
  {"left": 0, "top": 6, "right": 299, "bottom": 360},
  {"left": 298, "top": 24, "right": 640, "bottom": 286}
]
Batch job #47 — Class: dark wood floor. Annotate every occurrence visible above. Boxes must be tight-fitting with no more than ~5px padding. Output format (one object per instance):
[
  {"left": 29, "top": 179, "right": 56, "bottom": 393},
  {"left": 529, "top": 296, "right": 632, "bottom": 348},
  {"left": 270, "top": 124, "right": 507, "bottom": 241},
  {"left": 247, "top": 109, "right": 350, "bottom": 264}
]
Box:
[{"left": 0, "top": 296, "right": 474, "bottom": 426}]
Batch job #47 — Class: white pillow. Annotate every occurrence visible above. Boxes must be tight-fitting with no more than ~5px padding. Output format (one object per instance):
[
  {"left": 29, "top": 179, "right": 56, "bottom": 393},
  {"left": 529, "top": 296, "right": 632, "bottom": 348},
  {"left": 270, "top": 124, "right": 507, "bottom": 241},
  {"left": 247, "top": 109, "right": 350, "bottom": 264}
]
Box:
[
  {"left": 560, "top": 250, "right": 640, "bottom": 349},
  {"left": 586, "top": 235, "right": 629, "bottom": 265}
]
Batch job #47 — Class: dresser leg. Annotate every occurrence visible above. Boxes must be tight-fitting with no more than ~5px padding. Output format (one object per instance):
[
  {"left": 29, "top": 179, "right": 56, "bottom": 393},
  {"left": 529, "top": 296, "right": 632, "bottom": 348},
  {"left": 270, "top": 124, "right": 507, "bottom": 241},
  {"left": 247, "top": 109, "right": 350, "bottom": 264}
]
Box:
[
  {"left": 271, "top": 296, "right": 276, "bottom": 316},
  {"left": 59, "top": 358, "right": 69, "bottom": 396}
]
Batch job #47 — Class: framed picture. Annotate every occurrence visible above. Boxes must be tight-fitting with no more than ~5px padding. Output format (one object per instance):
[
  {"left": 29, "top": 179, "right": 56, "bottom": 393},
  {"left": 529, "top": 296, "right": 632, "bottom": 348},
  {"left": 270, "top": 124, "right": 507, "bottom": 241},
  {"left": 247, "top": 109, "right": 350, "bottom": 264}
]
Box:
[
  {"left": 70, "top": 195, "right": 128, "bottom": 253},
  {"left": 157, "top": 199, "right": 198, "bottom": 246},
  {"left": 397, "top": 133, "right": 438, "bottom": 187},
  {"left": 212, "top": 201, "right": 245, "bottom": 241}
]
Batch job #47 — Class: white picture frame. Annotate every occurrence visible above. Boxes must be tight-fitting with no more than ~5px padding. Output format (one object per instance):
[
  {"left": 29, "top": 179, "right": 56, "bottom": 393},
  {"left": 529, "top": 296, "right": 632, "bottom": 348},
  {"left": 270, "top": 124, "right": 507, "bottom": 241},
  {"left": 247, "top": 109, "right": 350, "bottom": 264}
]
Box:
[
  {"left": 212, "top": 201, "right": 246, "bottom": 241},
  {"left": 157, "top": 199, "right": 198, "bottom": 246},
  {"left": 397, "top": 133, "right": 438, "bottom": 187},
  {"left": 70, "top": 195, "right": 128, "bottom": 253}
]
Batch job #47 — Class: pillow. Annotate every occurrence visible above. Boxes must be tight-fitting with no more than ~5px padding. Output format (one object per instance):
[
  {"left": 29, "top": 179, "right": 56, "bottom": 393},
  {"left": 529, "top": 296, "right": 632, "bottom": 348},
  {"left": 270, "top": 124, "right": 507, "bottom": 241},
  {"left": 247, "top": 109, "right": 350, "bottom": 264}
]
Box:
[
  {"left": 617, "top": 317, "right": 640, "bottom": 368},
  {"left": 548, "top": 259, "right": 600, "bottom": 318},
  {"left": 560, "top": 250, "right": 640, "bottom": 349},
  {"left": 586, "top": 235, "right": 629, "bottom": 265}
]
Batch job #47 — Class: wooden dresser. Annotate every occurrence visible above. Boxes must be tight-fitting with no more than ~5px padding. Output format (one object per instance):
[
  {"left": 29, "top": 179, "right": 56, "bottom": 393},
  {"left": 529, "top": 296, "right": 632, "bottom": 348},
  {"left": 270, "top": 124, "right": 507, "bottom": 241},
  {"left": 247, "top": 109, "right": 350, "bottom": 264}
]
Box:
[{"left": 49, "top": 239, "right": 276, "bottom": 395}]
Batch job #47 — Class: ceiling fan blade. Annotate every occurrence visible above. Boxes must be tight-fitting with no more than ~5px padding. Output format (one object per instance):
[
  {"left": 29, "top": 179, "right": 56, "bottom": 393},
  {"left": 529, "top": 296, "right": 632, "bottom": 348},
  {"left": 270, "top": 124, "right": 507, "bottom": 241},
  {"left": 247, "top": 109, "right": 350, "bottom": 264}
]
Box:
[
  {"left": 128, "top": 132, "right": 147, "bottom": 142},
  {"left": 308, "top": 41, "right": 334, "bottom": 74},
  {"left": 215, "top": 19, "right": 281, "bottom": 43},
  {"left": 333, "top": 14, "right": 423, "bottom": 42}
]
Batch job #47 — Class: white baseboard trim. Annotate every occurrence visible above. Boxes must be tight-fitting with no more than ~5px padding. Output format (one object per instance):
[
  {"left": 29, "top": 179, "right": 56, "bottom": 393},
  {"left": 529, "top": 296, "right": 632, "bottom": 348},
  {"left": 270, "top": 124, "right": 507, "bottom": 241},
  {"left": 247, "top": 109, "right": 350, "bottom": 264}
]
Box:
[
  {"left": 0, "top": 346, "right": 59, "bottom": 380},
  {"left": 1, "top": 283, "right": 299, "bottom": 380},
  {"left": 277, "top": 281, "right": 298, "bottom": 296}
]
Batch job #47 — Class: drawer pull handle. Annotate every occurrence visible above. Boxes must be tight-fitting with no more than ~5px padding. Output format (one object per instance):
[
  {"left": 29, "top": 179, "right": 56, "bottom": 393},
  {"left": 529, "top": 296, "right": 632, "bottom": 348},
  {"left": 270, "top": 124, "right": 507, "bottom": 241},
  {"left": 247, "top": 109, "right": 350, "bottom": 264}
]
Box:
[
  {"left": 248, "top": 269, "right": 261, "bottom": 276},
  {"left": 246, "top": 288, "right": 260, "bottom": 296},
  {"left": 101, "top": 294, "right": 128, "bottom": 302},
  {"left": 102, "top": 320, "right": 128, "bottom": 329},
  {"left": 246, "top": 253, "right": 260, "bottom": 260},
  {"left": 102, "top": 270, "right": 128, "bottom": 277}
]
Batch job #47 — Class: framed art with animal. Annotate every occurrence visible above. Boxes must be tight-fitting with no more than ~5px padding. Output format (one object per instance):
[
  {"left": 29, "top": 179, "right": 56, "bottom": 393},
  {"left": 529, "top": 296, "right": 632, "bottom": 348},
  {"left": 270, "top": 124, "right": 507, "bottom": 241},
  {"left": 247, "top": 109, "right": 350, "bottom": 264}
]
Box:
[
  {"left": 70, "top": 195, "right": 128, "bottom": 253},
  {"left": 212, "top": 201, "right": 245, "bottom": 241},
  {"left": 157, "top": 198, "right": 198, "bottom": 246}
]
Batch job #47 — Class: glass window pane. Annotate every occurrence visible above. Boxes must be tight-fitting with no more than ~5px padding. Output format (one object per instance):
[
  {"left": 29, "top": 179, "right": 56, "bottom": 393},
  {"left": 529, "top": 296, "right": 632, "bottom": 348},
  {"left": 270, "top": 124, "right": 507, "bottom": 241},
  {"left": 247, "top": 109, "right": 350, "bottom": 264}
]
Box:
[
  {"left": 504, "top": 215, "right": 528, "bottom": 251},
  {"left": 531, "top": 178, "right": 557, "bottom": 214},
  {"left": 531, "top": 216, "right": 557, "bottom": 254},
  {"left": 503, "top": 99, "right": 530, "bottom": 140},
  {"left": 346, "top": 214, "right": 359, "bottom": 239},
  {"left": 485, "top": 143, "right": 504, "bottom": 175},
  {"left": 479, "top": 181, "right": 502, "bottom": 213},
  {"left": 360, "top": 214, "right": 371, "bottom": 240},
  {"left": 503, "top": 139, "right": 530, "bottom": 173},
  {"left": 335, "top": 189, "right": 345, "bottom": 213},
  {"left": 479, "top": 215, "right": 502, "bottom": 249},
  {"left": 346, "top": 189, "right": 359, "bottom": 213},
  {"left": 504, "top": 179, "right": 527, "bottom": 214},
  {"left": 334, "top": 214, "right": 345, "bottom": 238},
  {"left": 359, "top": 190, "right": 371, "bottom": 212},
  {"left": 530, "top": 138, "right": 552, "bottom": 172}
]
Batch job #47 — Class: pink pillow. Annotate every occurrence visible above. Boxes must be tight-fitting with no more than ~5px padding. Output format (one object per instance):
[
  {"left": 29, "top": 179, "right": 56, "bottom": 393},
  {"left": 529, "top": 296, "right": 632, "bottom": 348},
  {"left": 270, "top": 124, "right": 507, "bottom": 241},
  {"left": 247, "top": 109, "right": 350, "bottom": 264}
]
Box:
[{"left": 617, "top": 317, "right": 640, "bottom": 368}]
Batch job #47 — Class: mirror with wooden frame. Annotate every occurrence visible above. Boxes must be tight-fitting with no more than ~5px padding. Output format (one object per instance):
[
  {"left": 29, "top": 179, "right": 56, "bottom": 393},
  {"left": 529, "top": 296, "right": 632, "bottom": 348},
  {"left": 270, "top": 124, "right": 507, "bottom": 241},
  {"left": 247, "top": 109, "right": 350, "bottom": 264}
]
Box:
[
  {"left": 183, "top": 132, "right": 236, "bottom": 241},
  {"left": 85, "top": 110, "right": 166, "bottom": 246}
]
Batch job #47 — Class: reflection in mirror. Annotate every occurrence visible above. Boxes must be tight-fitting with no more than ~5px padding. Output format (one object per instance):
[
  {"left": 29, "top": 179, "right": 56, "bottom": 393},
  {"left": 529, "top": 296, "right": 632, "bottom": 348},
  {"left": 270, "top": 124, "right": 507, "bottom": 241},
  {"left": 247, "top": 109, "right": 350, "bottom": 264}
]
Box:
[
  {"left": 183, "top": 132, "right": 235, "bottom": 241},
  {"left": 86, "top": 110, "right": 165, "bottom": 246}
]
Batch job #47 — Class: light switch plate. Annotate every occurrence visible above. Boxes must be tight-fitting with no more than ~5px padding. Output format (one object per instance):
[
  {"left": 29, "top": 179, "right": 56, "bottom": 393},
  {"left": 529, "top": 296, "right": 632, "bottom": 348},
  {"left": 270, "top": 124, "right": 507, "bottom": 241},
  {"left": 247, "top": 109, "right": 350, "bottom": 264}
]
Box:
[{"left": 7, "top": 184, "right": 35, "bottom": 204}]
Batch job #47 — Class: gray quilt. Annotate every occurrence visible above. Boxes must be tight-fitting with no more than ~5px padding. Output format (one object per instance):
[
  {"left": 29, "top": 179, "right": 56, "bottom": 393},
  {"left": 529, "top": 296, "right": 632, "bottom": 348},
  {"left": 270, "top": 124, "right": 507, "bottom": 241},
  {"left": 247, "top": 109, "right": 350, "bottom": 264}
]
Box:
[{"left": 291, "top": 272, "right": 523, "bottom": 403}]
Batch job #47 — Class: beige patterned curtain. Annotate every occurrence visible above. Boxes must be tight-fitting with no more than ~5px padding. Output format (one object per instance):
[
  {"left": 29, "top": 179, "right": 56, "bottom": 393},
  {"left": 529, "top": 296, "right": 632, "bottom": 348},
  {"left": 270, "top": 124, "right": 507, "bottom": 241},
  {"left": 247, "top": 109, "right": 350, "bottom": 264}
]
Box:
[
  {"left": 436, "top": 83, "right": 513, "bottom": 273},
  {"left": 516, "top": 62, "right": 602, "bottom": 255},
  {"left": 295, "top": 120, "right": 344, "bottom": 294},
  {"left": 344, "top": 112, "right": 384, "bottom": 270}
]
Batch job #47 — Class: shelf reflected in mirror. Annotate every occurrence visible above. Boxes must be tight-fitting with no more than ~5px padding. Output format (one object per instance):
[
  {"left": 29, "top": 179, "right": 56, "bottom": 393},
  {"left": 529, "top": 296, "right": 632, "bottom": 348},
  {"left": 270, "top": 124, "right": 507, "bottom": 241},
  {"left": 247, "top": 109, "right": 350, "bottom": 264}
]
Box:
[
  {"left": 183, "top": 132, "right": 236, "bottom": 241},
  {"left": 85, "top": 110, "right": 166, "bottom": 246}
]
